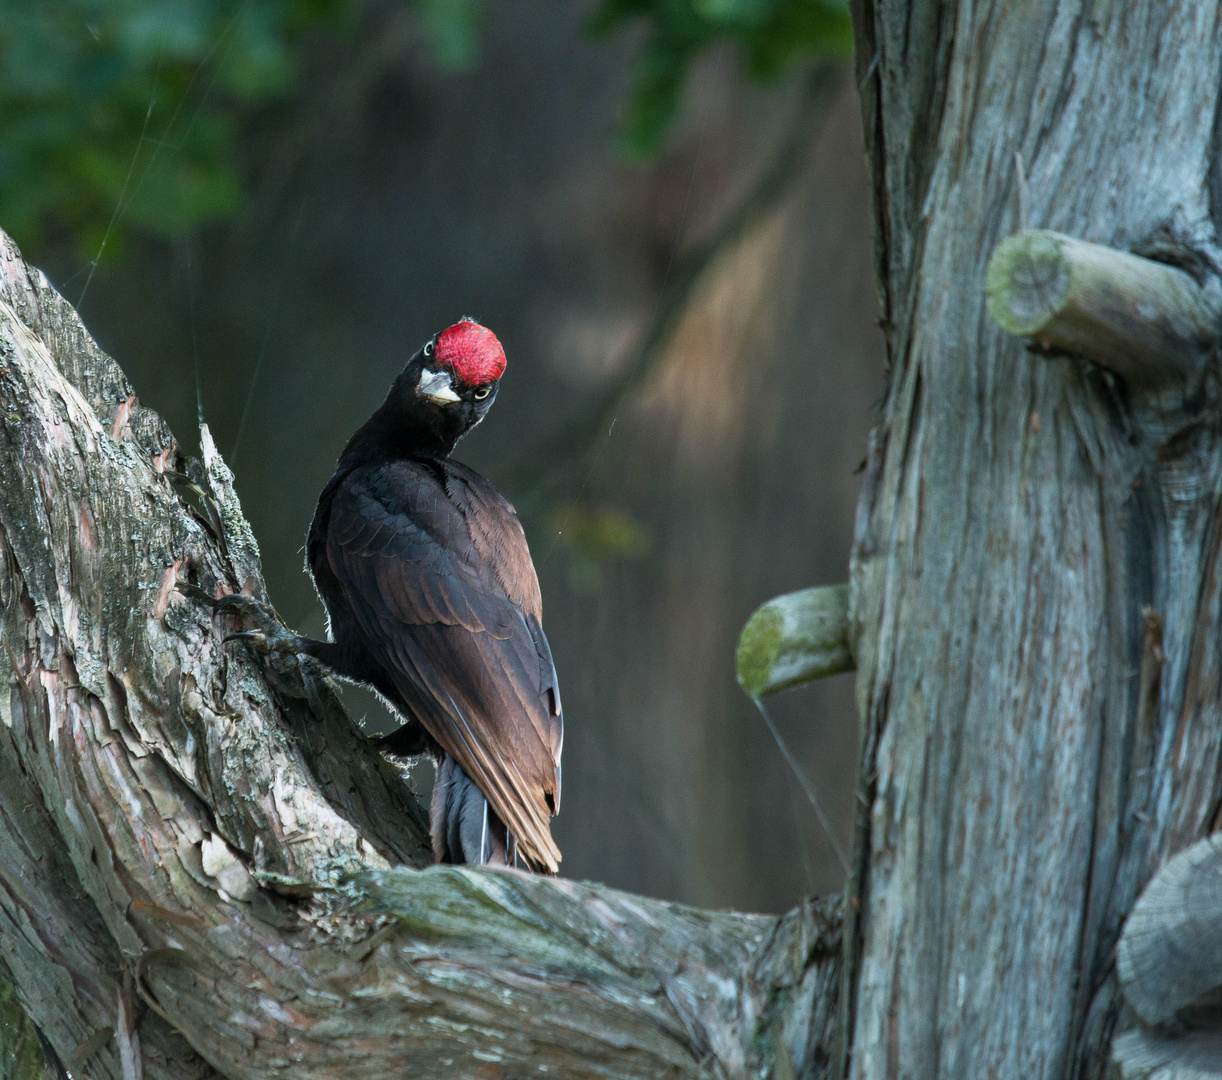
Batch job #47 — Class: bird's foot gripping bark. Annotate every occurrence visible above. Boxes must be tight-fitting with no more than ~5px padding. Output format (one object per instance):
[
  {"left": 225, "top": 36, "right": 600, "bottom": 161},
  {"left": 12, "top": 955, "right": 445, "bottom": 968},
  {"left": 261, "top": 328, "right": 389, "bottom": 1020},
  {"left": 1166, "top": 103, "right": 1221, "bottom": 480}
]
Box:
[
  {"left": 215, "top": 593, "right": 302, "bottom": 655},
  {"left": 215, "top": 594, "right": 332, "bottom": 714}
]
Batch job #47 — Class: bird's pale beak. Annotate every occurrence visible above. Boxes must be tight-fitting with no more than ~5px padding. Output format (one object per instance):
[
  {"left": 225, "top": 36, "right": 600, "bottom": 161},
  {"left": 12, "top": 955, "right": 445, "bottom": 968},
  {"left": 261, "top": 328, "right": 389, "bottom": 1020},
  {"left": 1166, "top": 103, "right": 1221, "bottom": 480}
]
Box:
[{"left": 417, "top": 368, "right": 461, "bottom": 404}]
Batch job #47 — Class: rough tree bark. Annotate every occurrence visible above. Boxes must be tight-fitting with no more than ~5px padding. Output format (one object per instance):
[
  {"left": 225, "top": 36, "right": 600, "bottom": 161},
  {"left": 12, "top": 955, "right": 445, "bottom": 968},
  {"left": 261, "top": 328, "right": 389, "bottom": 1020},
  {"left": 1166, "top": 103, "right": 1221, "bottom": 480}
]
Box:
[
  {"left": 0, "top": 230, "right": 840, "bottom": 1079},
  {"left": 845, "top": 3, "right": 1222, "bottom": 1079}
]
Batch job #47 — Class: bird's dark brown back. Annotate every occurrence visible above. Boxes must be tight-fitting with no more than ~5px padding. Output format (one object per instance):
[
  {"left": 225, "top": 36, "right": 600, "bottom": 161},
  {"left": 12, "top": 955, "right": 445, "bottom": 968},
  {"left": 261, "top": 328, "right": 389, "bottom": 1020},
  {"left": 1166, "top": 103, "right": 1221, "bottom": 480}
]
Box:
[{"left": 308, "top": 457, "right": 563, "bottom": 871}]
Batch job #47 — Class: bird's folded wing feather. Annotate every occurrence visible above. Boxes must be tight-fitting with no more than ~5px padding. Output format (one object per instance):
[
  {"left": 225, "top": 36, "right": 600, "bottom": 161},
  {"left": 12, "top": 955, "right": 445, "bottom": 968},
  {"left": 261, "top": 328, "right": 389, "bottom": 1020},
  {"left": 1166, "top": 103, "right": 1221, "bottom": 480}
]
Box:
[{"left": 325, "top": 462, "right": 562, "bottom": 870}]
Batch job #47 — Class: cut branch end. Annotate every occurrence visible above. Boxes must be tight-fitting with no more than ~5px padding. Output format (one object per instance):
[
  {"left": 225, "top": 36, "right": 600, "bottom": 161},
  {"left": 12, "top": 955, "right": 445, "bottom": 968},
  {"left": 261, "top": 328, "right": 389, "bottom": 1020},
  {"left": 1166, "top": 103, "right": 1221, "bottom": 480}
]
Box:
[
  {"left": 736, "top": 584, "right": 853, "bottom": 698},
  {"left": 985, "top": 230, "right": 1222, "bottom": 387}
]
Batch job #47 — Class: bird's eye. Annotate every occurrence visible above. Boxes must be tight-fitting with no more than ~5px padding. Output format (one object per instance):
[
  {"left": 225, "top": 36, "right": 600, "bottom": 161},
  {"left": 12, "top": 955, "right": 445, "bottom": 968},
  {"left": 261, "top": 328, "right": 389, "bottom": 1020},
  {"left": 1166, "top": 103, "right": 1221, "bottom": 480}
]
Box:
[
  {"left": 423, "top": 341, "right": 434, "bottom": 357},
  {"left": 473, "top": 385, "right": 492, "bottom": 401}
]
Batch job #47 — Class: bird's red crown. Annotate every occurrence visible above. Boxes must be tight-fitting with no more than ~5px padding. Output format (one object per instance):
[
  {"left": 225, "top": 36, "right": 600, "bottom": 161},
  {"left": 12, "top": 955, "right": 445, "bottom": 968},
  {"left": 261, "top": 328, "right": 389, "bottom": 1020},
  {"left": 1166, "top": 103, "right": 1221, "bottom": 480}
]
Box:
[{"left": 434, "top": 319, "right": 507, "bottom": 387}]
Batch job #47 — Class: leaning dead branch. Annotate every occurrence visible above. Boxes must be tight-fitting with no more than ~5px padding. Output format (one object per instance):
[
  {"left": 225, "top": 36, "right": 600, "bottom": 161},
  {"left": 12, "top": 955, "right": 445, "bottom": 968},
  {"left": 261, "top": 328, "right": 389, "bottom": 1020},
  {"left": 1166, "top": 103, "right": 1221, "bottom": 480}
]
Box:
[
  {"left": 0, "top": 228, "right": 840, "bottom": 1080},
  {"left": 511, "top": 59, "right": 846, "bottom": 497}
]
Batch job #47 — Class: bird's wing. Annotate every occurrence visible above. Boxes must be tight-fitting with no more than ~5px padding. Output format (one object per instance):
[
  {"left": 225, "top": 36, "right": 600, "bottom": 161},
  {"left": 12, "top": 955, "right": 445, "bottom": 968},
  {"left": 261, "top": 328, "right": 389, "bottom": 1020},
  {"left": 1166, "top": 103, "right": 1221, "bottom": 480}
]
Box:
[{"left": 325, "top": 461, "right": 563, "bottom": 871}]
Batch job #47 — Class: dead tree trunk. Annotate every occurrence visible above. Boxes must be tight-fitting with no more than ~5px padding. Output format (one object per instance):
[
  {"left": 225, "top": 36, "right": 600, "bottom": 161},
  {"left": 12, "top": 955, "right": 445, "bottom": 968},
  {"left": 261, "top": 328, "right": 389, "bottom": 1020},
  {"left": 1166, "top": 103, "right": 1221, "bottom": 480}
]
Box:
[{"left": 844, "top": 3, "right": 1222, "bottom": 1078}]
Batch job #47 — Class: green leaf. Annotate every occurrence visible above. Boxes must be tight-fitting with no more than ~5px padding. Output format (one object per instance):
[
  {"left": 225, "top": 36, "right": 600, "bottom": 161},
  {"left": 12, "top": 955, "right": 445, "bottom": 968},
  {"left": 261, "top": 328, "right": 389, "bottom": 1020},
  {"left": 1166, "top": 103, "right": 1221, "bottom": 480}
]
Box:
[
  {"left": 0, "top": 0, "right": 358, "bottom": 256},
  {"left": 592, "top": 0, "right": 852, "bottom": 155},
  {"left": 416, "top": 0, "right": 482, "bottom": 69},
  {"left": 619, "top": 42, "right": 694, "bottom": 157},
  {"left": 692, "top": 0, "right": 771, "bottom": 28}
]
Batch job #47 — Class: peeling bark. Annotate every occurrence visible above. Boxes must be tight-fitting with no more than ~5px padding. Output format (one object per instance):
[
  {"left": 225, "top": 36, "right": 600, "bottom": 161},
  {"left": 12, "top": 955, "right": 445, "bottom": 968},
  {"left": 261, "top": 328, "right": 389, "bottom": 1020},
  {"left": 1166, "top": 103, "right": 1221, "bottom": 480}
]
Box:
[{"left": 0, "top": 230, "right": 841, "bottom": 1079}]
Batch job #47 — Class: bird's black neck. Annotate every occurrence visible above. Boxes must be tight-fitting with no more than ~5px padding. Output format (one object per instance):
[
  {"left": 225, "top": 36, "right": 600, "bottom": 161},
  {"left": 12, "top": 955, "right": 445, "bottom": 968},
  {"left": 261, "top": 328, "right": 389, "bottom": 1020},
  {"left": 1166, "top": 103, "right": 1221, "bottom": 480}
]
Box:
[{"left": 338, "top": 361, "right": 467, "bottom": 469}]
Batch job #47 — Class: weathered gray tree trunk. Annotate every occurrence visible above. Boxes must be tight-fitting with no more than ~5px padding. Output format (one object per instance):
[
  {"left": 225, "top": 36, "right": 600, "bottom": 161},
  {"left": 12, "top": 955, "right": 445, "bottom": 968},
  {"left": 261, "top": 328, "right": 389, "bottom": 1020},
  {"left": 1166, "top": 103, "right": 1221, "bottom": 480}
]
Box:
[{"left": 845, "top": 3, "right": 1222, "bottom": 1078}]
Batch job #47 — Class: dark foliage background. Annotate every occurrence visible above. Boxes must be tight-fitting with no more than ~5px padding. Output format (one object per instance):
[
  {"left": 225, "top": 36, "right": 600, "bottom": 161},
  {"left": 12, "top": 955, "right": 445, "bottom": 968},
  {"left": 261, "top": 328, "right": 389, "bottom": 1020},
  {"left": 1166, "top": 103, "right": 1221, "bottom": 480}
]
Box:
[{"left": 3, "top": 0, "right": 881, "bottom": 911}]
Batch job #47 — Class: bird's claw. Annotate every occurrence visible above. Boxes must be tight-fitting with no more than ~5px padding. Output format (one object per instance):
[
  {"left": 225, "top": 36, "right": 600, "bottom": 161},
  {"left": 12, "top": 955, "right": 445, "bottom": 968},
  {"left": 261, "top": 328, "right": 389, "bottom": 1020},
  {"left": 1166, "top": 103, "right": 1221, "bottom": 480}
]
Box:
[
  {"left": 221, "top": 629, "right": 296, "bottom": 655},
  {"left": 213, "top": 593, "right": 262, "bottom": 619},
  {"left": 214, "top": 594, "right": 298, "bottom": 656}
]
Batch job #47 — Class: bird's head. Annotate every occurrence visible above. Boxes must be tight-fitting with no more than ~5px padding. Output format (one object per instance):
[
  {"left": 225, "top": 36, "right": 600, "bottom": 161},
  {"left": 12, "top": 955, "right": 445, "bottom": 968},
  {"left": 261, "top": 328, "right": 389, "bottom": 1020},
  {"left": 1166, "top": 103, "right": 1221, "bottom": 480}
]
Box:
[
  {"left": 416, "top": 318, "right": 505, "bottom": 419},
  {"left": 373, "top": 318, "right": 507, "bottom": 457}
]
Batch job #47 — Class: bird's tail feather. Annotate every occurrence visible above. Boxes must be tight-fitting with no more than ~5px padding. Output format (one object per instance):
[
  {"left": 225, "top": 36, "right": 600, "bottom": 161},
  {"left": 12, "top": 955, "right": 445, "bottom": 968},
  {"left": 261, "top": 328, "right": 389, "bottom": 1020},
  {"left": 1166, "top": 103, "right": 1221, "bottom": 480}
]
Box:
[
  {"left": 430, "top": 754, "right": 554, "bottom": 872},
  {"left": 431, "top": 754, "right": 506, "bottom": 866}
]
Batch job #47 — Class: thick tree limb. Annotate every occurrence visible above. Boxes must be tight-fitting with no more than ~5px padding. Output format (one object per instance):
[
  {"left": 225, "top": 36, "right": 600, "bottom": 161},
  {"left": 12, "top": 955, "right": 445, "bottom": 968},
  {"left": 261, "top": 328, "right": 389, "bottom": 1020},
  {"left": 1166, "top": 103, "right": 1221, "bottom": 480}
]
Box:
[
  {"left": 0, "top": 229, "right": 840, "bottom": 1079},
  {"left": 736, "top": 585, "right": 854, "bottom": 699},
  {"left": 985, "top": 230, "right": 1222, "bottom": 387}
]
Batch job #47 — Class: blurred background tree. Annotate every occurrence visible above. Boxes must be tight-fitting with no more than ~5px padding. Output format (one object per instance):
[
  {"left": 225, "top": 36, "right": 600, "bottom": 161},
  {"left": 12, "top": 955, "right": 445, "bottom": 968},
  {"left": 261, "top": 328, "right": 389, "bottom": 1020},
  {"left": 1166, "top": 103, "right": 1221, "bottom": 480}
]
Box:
[
  {"left": 0, "top": 0, "right": 878, "bottom": 912},
  {"left": 592, "top": 0, "right": 851, "bottom": 155}
]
